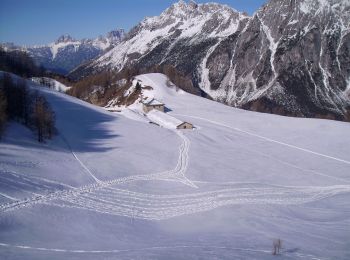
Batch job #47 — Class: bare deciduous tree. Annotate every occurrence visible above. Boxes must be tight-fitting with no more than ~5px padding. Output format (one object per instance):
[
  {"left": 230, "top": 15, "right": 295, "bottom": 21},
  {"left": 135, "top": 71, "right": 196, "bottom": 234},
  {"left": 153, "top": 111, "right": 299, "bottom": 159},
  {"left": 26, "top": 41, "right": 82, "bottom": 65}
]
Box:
[
  {"left": 0, "top": 89, "right": 7, "bottom": 139},
  {"left": 18, "top": 78, "right": 30, "bottom": 126},
  {"left": 32, "top": 94, "right": 55, "bottom": 143},
  {"left": 272, "top": 239, "right": 282, "bottom": 255}
]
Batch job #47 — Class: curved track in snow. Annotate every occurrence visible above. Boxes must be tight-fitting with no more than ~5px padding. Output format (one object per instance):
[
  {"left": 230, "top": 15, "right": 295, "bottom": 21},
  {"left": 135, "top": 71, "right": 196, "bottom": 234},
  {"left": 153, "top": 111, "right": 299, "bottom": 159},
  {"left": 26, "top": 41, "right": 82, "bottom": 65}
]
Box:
[
  {"left": 0, "top": 129, "right": 195, "bottom": 213},
  {"left": 47, "top": 184, "right": 350, "bottom": 220},
  {"left": 1, "top": 113, "right": 350, "bottom": 220}
]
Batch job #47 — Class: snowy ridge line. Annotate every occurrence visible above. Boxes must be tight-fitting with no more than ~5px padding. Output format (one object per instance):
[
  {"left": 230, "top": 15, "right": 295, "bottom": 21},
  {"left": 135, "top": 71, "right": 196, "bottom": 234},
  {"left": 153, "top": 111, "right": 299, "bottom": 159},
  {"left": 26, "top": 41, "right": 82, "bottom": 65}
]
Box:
[
  {"left": 0, "top": 129, "right": 194, "bottom": 213},
  {"left": 172, "top": 113, "right": 350, "bottom": 165}
]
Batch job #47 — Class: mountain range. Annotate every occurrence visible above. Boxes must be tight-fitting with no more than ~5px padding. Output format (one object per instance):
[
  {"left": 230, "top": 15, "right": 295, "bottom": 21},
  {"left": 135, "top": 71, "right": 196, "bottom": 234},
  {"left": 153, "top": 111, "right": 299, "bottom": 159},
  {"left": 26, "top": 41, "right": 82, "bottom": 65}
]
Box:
[
  {"left": 72, "top": 0, "right": 350, "bottom": 121},
  {"left": 2, "top": 0, "right": 350, "bottom": 121},
  {"left": 1, "top": 29, "right": 125, "bottom": 74}
]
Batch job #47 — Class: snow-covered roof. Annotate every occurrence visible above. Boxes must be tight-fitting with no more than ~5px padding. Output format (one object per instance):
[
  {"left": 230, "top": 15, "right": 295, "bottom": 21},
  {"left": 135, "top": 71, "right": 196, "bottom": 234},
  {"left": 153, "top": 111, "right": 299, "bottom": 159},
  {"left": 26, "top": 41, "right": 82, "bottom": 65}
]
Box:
[
  {"left": 147, "top": 110, "right": 183, "bottom": 129},
  {"left": 142, "top": 98, "right": 164, "bottom": 106}
]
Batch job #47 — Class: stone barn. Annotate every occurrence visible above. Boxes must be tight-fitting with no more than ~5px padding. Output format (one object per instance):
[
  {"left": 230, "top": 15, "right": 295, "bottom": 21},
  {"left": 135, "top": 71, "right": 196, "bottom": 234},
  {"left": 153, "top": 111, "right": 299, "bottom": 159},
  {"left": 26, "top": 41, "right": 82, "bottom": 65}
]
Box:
[
  {"left": 142, "top": 98, "right": 165, "bottom": 113},
  {"left": 176, "top": 122, "right": 194, "bottom": 130},
  {"left": 146, "top": 110, "right": 194, "bottom": 130}
]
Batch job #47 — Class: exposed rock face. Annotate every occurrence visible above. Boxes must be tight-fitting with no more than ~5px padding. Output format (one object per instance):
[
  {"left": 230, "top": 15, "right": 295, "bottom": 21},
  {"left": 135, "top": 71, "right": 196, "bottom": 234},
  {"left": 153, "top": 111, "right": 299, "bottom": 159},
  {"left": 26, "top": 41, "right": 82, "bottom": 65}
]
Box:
[
  {"left": 71, "top": 0, "right": 248, "bottom": 78},
  {"left": 73, "top": 0, "right": 350, "bottom": 121},
  {"left": 201, "top": 0, "right": 350, "bottom": 120}
]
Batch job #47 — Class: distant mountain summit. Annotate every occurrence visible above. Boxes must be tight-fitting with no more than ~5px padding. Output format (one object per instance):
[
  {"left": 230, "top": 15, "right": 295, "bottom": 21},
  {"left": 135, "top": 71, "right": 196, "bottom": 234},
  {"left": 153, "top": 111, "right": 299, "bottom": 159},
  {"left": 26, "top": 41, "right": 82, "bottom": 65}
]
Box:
[
  {"left": 106, "top": 29, "right": 126, "bottom": 43},
  {"left": 55, "top": 34, "right": 76, "bottom": 44},
  {"left": 71, "top": 0, "right": 247, "bottom": 75},
  {"left": 72, "top": 0, "right": 350, "bottom": 121},
  {"left": 1, "top": 29, "right": 125, "bottom": 75}
]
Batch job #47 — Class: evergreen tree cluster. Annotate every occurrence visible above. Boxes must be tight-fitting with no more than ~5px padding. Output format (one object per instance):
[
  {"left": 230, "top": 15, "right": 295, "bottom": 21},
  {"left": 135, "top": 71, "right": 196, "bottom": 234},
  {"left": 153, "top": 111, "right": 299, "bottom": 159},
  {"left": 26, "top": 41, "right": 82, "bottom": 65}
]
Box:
[{"left": 0, "top": 73, "right": 55, "bottom": 142}]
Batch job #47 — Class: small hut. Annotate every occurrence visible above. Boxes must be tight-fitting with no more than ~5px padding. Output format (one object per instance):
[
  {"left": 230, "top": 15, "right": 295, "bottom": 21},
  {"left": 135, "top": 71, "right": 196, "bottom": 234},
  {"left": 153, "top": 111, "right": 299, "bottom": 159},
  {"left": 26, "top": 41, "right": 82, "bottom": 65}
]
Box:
[
  {"left": 177, "top": 122, "right": 194, "bottom": 130},
  {"left": 142, "top": 98, "right": 165, "bottom": 113},
  {"left": 147, "top": 110, "right": 194, "bottom": 130}
]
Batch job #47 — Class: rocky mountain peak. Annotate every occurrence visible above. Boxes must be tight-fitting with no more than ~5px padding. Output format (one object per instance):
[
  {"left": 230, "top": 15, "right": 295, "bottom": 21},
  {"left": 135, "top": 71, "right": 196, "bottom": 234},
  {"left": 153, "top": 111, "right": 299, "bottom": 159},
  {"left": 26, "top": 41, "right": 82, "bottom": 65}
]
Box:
[
  {"left": 164, "top": 0, "right": 239, "bottom": 19},
  {"left": 55, "top": 34, "right": 75, "bottom": 44},
  {"left": 106, "top": 28, "right": 125, "bottom": 43},
  {"left": 188, "top": 0, "right": 198, "bottom": 9},
  {"left": 164, "top": 0, "right": 196, "bottom": 18}
]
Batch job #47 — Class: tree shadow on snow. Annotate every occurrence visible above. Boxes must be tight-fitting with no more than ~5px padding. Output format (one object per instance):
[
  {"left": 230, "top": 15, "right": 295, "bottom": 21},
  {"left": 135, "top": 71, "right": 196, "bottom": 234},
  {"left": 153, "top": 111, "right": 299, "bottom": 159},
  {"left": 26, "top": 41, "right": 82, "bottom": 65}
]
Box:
[
  {"left": 46, "top": 92, "right": 121, "bottom": 153},
  {"left": 2, "top": 91, "right": 121, "bottom": 153},
  {"left": 284, "top": 248, "right": 299, "bottom": 253}
]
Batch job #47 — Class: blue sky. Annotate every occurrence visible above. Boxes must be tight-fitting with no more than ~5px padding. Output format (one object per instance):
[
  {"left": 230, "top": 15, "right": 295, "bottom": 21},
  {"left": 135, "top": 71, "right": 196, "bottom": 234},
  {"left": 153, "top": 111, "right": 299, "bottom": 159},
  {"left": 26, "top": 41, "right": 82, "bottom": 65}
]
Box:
[{"left": 0, "top": 0, "right": 267, "bottom": 46}]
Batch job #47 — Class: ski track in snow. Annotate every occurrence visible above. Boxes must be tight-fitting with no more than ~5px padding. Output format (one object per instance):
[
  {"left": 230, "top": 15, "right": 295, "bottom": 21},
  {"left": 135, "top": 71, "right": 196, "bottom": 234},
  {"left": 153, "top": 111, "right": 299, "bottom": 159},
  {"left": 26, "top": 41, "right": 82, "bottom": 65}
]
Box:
[
  {"left": 173, "top": 113, "right": 350, "bottom": 184},
  {"left": 0, "top": 107, "right": 348, "bottom": 260},
  {"left": 0, "top": 129, "right": 196, "bottom": 215},
  {"left": 0, "top": 192, "right": 17, "bottom": 201},
  {"left": 173, "top": 113, "right": 350, "bottom": 166},
  {"left": 45, "top": 184, "right": 350, "bottom": 220},
  {"left": 60, "top": 134, "right": 101, "bottom": 183},
  {"left": 1, "top": 115, "right": 350, "bottom": 220}
]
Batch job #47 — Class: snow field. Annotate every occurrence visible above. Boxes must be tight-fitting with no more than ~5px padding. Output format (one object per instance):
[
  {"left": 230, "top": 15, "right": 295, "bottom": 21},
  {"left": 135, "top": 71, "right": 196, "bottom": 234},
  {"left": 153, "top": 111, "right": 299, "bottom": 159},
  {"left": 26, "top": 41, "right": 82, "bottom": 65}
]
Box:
[{"left": 1, "top": 73, "right": 350, "bottom": 259}]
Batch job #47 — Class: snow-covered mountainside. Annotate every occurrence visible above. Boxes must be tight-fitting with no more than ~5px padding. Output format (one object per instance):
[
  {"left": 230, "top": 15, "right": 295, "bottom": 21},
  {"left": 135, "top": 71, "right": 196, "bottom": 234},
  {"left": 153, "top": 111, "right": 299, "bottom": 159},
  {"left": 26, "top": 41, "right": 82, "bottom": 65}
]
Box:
[
  {"left": 1, "top": 29, "right": 125, "bottom": 75},
  {"left": 1, "top": 73, "right": 350, "bottom": 259},
  {"left": 74, "top": 0, "right": 350, "bottom": 121},
  {"left": 73, "top": 0, "right": 247, "bottom": 75}
]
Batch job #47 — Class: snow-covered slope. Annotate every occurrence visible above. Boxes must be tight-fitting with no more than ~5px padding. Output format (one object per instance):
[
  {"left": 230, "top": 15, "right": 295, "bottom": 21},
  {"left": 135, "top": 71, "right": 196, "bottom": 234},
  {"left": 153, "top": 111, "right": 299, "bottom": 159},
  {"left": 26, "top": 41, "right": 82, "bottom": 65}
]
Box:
[
  {"left": 105, "top": 73, "right": 187, "bottom": 111},
  {"left": 1, "top": 73, "right": 350, "bottom": 259}
]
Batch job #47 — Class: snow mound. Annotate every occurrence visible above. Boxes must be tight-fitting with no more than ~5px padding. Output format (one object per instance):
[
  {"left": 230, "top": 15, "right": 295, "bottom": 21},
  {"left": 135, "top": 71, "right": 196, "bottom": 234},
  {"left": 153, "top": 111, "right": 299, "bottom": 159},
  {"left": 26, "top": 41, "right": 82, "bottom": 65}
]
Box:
[
  {"left": 105, "top": 73, "right": 187, "bottom": 111},
  {"left": 134, "top": 73, "right": 185, "bottom": 102}
]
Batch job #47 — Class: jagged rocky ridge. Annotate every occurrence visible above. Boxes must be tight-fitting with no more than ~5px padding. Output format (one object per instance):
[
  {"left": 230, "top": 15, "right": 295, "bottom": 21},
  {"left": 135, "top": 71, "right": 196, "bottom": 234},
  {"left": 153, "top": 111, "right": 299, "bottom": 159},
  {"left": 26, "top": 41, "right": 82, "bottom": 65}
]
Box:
[
  {"left": 1, "top": 29, "right": 125, "bottom": 75},
  {"left": 74, "top": 0, "right": 350, "bottom": 121}
]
